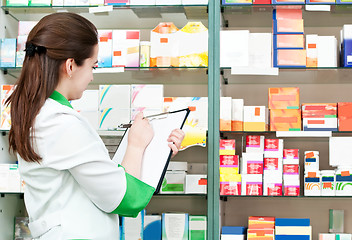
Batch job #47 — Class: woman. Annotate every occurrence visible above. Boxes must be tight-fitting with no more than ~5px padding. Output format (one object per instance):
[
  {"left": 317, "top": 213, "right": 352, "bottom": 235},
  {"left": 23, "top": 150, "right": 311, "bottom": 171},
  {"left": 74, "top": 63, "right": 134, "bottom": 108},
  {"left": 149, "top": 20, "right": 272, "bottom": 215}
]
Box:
[{"left": 6, "top": 12, "right": 185, "bottom": 239}]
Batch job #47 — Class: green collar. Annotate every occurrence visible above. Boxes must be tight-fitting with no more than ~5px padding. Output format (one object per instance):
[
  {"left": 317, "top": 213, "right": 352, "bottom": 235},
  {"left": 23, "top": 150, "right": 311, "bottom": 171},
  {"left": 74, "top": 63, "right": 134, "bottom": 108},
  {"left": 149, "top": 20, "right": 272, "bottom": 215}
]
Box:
[{"left": 49, "top": 90, "right": 73, "bottom": 109}]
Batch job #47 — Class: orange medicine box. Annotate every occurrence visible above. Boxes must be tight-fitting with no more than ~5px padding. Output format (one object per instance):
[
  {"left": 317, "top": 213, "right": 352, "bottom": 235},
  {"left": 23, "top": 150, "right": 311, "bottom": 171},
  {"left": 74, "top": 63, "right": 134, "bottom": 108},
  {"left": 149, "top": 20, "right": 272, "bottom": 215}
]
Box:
[
  {"left": 248, "top": 216, "right": 275, "bottom": 229},
  {"left": 273, "top": 19, "right": 304, "bottom": 34},
  {"left": 247, "top": 229, "right": 275, "bottom": 240},
  {"left": 273, "top": 34, "right": 304, "bottom": 49},
  {"left": 270, "top": 109, "right": 301, "bottom": 131},
  {"left": 274, "top": 49, "right": 306, "bottom": 67},
  {"left": 273, "top": 9, "right": 303, "bottom": 20},
  {"left": 268, "top": 87, "right": 299, "bottom": 110},
  {"left": 302, "top": 103, "right": 337, "bottom": 118},
  {"left": 338, "top": 102, "right": 352, "bottom": 131}
]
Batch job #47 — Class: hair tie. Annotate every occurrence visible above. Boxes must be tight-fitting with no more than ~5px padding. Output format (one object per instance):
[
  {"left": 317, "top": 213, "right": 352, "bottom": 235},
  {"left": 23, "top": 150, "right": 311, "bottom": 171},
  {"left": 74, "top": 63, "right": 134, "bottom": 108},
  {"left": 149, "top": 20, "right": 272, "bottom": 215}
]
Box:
[{"left": 25, "top": 42, "right": 46, "bottom": 57}]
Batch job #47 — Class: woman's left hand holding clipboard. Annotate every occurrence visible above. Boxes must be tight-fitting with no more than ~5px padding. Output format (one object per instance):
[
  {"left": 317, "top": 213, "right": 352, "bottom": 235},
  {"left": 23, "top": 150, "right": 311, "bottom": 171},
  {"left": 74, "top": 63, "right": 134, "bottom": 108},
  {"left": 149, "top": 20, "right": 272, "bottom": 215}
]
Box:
[{"left": 167, "top": 129, "right": 185, "bottom": 158}]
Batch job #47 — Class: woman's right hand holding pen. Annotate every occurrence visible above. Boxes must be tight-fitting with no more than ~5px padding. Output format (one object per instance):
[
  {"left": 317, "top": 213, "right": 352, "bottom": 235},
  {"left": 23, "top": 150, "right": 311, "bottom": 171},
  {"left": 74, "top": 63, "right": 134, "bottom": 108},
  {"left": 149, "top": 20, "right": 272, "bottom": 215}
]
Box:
[{"left": 128, "top": 112, "right": 154, "bottom": 152}]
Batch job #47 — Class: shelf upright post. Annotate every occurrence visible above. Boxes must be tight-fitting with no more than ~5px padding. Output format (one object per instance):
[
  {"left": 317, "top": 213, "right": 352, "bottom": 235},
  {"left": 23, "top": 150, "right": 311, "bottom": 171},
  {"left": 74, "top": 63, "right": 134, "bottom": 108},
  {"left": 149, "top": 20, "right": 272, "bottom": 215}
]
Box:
[{"left": 207, "top": 0, "right": 221, "bottom": 239}]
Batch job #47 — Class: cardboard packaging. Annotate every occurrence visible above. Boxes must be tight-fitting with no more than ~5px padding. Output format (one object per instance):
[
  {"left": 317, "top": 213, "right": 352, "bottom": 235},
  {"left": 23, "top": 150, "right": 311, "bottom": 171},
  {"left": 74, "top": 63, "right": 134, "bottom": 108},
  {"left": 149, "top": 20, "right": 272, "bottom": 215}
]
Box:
[
  {"left": 222, "top": 0, "right": 252, "bottom": 4},
  {"left": 270, "top": 109, "right": 301, "bottom": 131},
  {"left": 264, "top": 139, "right": 284, "bottom": 157},
  {"left": 264, "top": 157, "right": 283, "bottom": 172},
  {"left": 341, "top": 25, "right": 352, "bottom": 67},
  {"left": 273, "top": 34, "right": 304, "bottom": 50},
  {"left": 335, "top": 168, "right": 352, "bottom": 196},
  {"left": 283, "top": 149, "right": 299, "bottom": 165},
  {"left": 304, "top": 171, "right": 321, "bottom": 196},
  {"left": 321, "top": 170, "right": 336, "bottom": 196},
  {"left": 249, "top": 33, "right": 272, "bottom": 68},
  {"left": 131, "top": 85, "right": 163, "bottom": 109},
  {"left": 275, "top": 218, "right": 310, "bottom": 226},
  {"left": 306, "top": 34, "right": 318, "bottom": 67},
  {"left": 220, "top": 174, "right": 241, "bottom": 195},
  {"left": 336, "top": 234, "right": 352, "bottom": 240},
  {"left": 303, "top": 118, "right": 338, "bottom": 131},
  {"left": 338, "top": 102, "right": 352, "bottom": 131},
  {"left": 1, "top": 85, "right": 14, "bottom": 130},
  {"left": 220, "top": 30, "right": 249, "bottom": 67},
  {"left": 99, "top": 108, "right": 130, "bottom": 130},
  {"left": 144, "top": 215, "right": 162, "bottom": 240},
  {"left": 268, "top": 87, "right": 300, "bottom": 110},
  {"left": 150, "top": 22, "right": 179, "bottom": 67},
  {"left": 121, "top": 211, "right": 144, "bottom": 240},
  {"left": 97, "top": 30, "right": 113, "bottom": 68},
  {"left": 317, "top": 36, "right": 338, "bottom": 68},
  {"left": 6, "top": 0, "right": 28, "bottom": 5},
  {"left": 220, "top": 97, "right": 232, "bottom": 131},
  {"left": 241, "top": 153, "right": 264, "bottom": 175},
  {"left": 320, "top": 234, "right": 336, "bottom": 240},
  {"left": 99, "top": 85, "right": 130, "bottom": 110},
  {"left": 163, "top": 97, "right": 207, "bottom": 150},
  {"left": 185, "top": 175, "right": 207, "bottom": 194},
  {"left": 274, "top": 49, "right": 306, "bottom": 67},
  {"left": 188, "top": 216, "right": 207, "bottom": 240},
  {"left": 248, "top": 216, "right": 275, "bottom": 229},
  {"left": 220, "top": 155, "right": 239, "bottom": 166},
  {"left": 275, "top": 226, "right": 312, "bottom": 236},
  {"left": 243, "top": 106, "right": 266, "bottom": 131},
  {"left": 160, "top": 171, "right": 186, "bottom": 194},
  {"left": 178, "top": 22, "right": 208, "bottom": 67},
  {"left": 241, "top": 174, "right": 263, "bottom": 196},
  {"left": 302, "top": 103, "right": 337, "bottom": 118},
  {"left": 222, "top": 226, "right": 246, "bottom": 235},
  {"left": 263, "top": 171, "right": 282, "bottom": 196},
  {"left": 0, "top": 164, "right": 21, "bottom": 192},
  {"left": 0, "top": 39, "right": 16, "bottom": 68},
  {"left": 29, "top": 0, "right": 51, "bottom": 5},
  {"left": 220, "top": 139, "right": 236, "bottom": 155},
  {"left": 247, "top": 229, "right": 274, "bottom": 240},
  {"left": 112, "top": 30, "right": 140, "bottom": 68},
  {"left": 273, "top": 9, "right": 303, "bottom": 20},
  {"left": 304, "top": 151, "right": 320, "bottom": 172},
  {"left": 220, "top": 166, "right": 239, "bottom": 181},
  {"left": 283, "top": 170, "right": 300, "bottom": 196},
  {"left": 232, "top": 99, "right": 244, "bottom": 131},
  {"left": 246, "top": 135, "right": 264, "bottom": 153},
  {"left": 329, "top": 209, "right": 344, "bottom": 233},
  {"left": 162, "top": 213, "right": 189, "bottom": 240},
  {"left": 273, "top": 19, "right": 304, "bottom": 34}
]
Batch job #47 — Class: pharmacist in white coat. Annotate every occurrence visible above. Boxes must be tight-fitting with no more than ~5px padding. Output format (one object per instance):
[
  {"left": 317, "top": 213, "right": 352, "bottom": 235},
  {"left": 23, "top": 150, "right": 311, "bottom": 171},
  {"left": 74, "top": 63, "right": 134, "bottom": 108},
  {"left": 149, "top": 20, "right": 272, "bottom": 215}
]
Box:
[{"left": 6, "top": 13, "right": 185, "bottom": 240}]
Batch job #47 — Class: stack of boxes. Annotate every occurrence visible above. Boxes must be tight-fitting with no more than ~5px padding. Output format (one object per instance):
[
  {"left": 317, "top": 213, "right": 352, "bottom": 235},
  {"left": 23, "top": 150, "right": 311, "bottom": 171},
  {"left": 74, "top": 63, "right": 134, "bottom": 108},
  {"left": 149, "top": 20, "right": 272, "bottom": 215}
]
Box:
[
  {"left": 275, "top": 218, "right": 312, "bottom": 240},
  {"left": 273, "top": 8, "right": 306, "bottom": 68},
  {"left": 241, "top": 136, "right": 264, "bottom": 196},
  {"left": 263, "top": 139, "right": 283, "bottom": 196},
  {"left": 221, "top": 226, "right": 246, "bottom": 240},
  {"left": 247, "top": 216, "right": 275, "bottom": 240},
  {"left": 302, "top": 103, "right": 338, "bottom": 131},
  {"left": 304, "top": 151, "right": 321, "bottom": 196},
  {"left": 220, "top": 139, "right": 241, "bottom": 196},
  {"left": 269, "top": 87, "right": 301, "bottom": 131},
  {"left": 283, "top": 149, "right": 300, "bottom": 196}
]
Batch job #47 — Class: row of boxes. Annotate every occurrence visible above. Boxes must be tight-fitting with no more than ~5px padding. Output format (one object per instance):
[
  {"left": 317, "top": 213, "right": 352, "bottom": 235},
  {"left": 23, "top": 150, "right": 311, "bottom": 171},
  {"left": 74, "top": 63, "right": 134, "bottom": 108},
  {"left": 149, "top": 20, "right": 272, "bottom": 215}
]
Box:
[
  {"left": 6, "top": 0, "right": 207, "bottom": 6},
  {"left": 223, "top": 0, "right": 349, "bottom": 4},
  {"left": 160, "top": 161, "right": 207, "bottom": 194},
  {"left": 121, "top": 211, "right": 207, "bottom": 240}
]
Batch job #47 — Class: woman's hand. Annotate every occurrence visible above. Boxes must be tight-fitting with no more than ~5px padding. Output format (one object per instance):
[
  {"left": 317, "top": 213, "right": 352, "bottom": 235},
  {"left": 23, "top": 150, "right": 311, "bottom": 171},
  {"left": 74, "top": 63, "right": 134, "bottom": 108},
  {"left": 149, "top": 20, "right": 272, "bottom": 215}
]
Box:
[
  {"left": 167, "top": 129, "right": 185, "bottom": 158},
  {"left": 127, "top": 112, "right": 154, "bottom": 151}
]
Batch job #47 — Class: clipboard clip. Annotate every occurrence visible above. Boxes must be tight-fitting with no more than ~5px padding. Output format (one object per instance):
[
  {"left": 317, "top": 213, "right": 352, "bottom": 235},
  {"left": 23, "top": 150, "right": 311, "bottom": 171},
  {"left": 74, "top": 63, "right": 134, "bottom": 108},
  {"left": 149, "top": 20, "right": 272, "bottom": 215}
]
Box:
[{"left": 118, "top": 112, "right": 169, "bottom": 128}]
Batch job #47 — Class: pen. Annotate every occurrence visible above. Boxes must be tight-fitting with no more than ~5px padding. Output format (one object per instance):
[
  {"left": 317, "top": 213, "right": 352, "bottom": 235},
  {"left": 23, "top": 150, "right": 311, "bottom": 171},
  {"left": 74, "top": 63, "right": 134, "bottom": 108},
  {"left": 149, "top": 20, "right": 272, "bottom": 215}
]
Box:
[{"left": 118, "top": 112, "right": 169, "bottom": 128}]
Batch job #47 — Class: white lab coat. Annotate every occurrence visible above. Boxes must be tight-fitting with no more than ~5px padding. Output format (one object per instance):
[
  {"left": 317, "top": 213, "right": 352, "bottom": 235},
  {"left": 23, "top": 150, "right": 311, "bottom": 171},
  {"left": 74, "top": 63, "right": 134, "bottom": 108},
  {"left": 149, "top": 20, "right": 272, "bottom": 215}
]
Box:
[{"left": 18, "top": 98, "right": 128, "bottom": 239}]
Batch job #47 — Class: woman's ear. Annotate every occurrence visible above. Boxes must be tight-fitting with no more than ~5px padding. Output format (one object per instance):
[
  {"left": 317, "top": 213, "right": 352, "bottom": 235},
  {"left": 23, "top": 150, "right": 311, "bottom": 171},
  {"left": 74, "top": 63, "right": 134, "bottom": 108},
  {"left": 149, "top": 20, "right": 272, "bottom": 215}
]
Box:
[{"left": 64, "top": 58, "right": 75, "bottom": 78}]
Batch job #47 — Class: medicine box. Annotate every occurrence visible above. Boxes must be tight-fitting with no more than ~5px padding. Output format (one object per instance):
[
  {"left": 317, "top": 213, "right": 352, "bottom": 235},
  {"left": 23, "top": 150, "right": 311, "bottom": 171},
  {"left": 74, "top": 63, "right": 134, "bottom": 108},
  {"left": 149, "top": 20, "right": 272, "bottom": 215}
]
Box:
[
  {"left": 248, "top": 216, "right": 275, "bottom": 229},
  {"left": 304, "top": 172, "right": 321, "bottom": 196},
  {"left": 189, "top": 216, "right": 207, "bottom": 240},
  {"left": 1, "top": 85, "right": 14, "bottom": 130},
  {"left": 185, "top": 175, "right": 207, "bottom": 194},
  {"left": 220, "top": 139, "right": 236, "bottom": 155},
  {"left": 264, "top": 139, "right": 283, "bottom": 157},
  {"left": 131, "top": 85, "right": 163, "bottom": 109},
  {"left": 246, "top": 135, "right": 264, "bottom": 153},
  {"left": 160, "top": 171, "right": 186, "bottom": 194},
  {"left": 112, "top": 30, "right": 140, "bottom": 68},
  {"left": 338, "top": 102, "right": 352, "bottom": 131},
  {"left": 273, "top": 34, "right": 304, "bottom": 50},
  {"left": 273, "top": 9, "right": 303, "bottom": 20},
  {"left": 241, "top": 174, "right": 263, "bottom": 196},
  {"left": 99, "top": 108, "right": 130, "bottom": 130},
  {"left": 232, "top": 99, "right": 244, "bottom": 131},
  {"left": 302, "top": 103, "right": 337, "bottom": 118},
  {"left": 283, "top": 149, "right": 299, "bottom": 165},
  {"left": 243, "top": 106, "right": 266, "bottom": 131},
  {"left": 220, "top": 97, "right": 232, "bottom": 131},
  {"left": 97, "top": 30, "right": 112, "bottom": 68},
  {"left": 303, "top": 118, "right": 338, "bottom": 131},
  {"left": 274, "top": 49, "right": 306, "bottom": 67},
  {"left": 273, "top": 19, "right": 304, "bottom": 34},
  {"left": 162, "top": 213, "right": 189, "bottom": 240},
  {"left": 270, "top": 109, "right": 301, "bottom": 131},
  {"left": 241, "top": 153, "right": 264, "bottom": 174},
  {"left": 268, "top": 87, "right": 300, "bottom": 110},
  {"left": 306, "top": 34, "right": 318, "bottom": 67},
  {"left": 99, "top": 85, "right": 130, "bottom": 110},
  {"left": 248, "top": 229, "right": 274, "bottom": 239},
  {"left": 0, "top": 39, "right": 16, "bottom": 68},
  {"left": 320, "top": 170, "right": 336, "bottom": 196},
  {"left": 144, "top": 215, "right": 162, "bottom": 240},
  {"left": 220, "top": 176, "right": 241, "bottom": 195}
]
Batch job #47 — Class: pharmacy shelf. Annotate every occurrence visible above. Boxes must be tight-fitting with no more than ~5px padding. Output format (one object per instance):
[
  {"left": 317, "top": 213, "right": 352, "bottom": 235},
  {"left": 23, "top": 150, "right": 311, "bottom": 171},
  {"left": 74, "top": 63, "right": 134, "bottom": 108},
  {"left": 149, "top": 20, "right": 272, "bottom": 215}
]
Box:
[
  {"left": 1, "top": 4, "right": 208, "bottom": 27},
  {"left": 221, "top": 5, "right": 352, "bottom": 28},
  {"left": 221, "top": 131, "right": 352, "bottom": 137},
  {"left": 1, "top": 67, "right": 208, "bottom": 85},
  {"left": 220, "top": 68, "right": 352, "bottom": 84},
  {"left": 220, "top": 195, "right": 352, "bottom": 199},
  {"left": 154, "top": 193, "right": 207, "bottom": 197}
]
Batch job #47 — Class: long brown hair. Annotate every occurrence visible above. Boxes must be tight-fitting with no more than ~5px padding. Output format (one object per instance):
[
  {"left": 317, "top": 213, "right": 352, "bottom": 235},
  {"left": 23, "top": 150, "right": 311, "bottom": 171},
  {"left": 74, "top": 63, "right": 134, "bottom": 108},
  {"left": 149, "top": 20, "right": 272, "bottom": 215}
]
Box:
[{"left": 6, "top": 12, "right": 98, "bottom": 163}]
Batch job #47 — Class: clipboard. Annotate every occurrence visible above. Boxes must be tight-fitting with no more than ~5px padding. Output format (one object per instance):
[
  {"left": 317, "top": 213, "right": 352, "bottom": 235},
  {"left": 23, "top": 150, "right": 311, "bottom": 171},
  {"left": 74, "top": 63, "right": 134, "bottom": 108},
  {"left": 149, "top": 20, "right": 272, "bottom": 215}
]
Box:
[{"left": 112, "top": 108, "right": 190, "bottom": 194}]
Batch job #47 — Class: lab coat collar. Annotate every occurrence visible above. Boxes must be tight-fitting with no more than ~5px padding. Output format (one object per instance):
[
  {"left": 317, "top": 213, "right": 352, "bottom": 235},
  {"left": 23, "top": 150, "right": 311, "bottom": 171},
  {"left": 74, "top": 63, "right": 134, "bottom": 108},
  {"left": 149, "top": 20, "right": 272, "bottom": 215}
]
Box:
[{"left": 49, "top": 91, "right": 73, "bottom": 109}]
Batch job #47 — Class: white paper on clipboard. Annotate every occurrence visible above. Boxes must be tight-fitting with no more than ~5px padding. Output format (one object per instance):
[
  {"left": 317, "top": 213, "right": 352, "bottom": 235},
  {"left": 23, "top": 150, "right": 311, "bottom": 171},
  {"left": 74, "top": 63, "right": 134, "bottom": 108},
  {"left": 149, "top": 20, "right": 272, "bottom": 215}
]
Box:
[{"left": 112, "top": 108, "right": 190, "bottom": 192}]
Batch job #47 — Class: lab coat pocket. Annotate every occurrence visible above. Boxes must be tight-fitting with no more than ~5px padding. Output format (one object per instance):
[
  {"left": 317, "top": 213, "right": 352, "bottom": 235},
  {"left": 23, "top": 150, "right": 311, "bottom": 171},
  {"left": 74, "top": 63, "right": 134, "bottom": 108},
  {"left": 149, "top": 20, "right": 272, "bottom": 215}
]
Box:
[{"left": 28, "top": 211, "right": 62, "bottom": 239}]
